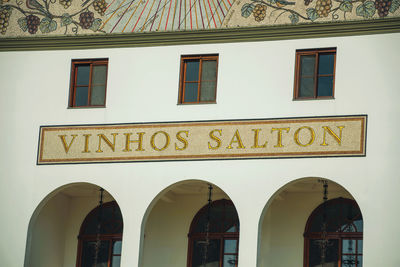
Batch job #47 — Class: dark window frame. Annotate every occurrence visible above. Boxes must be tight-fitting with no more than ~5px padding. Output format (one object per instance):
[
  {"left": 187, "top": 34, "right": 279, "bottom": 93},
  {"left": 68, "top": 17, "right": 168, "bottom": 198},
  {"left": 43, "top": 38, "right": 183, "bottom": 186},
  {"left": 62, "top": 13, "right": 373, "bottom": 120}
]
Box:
[
  {"left": 294, "top": 48, "right": 336, "bottom": 100},
  {"left": 178, "top": 54, "right": 219, "bottom": 104},
  {"left": 69, "top": 58, "right": 109, "bottom": 108},
  {"left": 76, "top": 201, "right": 123, "bottom": 267},
  {"left": 187, "top": 199, "right": 239, "bottom": 267},
  {"left": 303, "top": 198, "right": 363, "bottom": 267}
]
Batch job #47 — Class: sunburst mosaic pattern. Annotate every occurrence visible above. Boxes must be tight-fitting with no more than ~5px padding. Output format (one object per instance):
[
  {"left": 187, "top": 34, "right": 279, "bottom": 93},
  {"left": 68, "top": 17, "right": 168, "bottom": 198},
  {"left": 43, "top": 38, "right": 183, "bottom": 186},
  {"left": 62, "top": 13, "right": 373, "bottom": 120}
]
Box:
[{"left": 102, "top": 0, "right": 233, "bottom": 33}]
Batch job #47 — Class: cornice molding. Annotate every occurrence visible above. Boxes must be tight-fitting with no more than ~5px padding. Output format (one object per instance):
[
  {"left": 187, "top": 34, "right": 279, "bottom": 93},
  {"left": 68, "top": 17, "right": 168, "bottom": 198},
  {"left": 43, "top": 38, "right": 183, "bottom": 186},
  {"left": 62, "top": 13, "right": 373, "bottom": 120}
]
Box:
[{"left": 0, "top": 17, "right": 399, "bottom": 51}]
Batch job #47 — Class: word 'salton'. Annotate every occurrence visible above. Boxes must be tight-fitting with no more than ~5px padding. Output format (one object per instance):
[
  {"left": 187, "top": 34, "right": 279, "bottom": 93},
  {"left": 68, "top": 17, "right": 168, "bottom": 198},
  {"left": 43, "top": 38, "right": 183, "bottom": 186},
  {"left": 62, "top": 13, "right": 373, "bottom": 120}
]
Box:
[{"left": 58, "top": 126, "right": 344, "bottom": 154}]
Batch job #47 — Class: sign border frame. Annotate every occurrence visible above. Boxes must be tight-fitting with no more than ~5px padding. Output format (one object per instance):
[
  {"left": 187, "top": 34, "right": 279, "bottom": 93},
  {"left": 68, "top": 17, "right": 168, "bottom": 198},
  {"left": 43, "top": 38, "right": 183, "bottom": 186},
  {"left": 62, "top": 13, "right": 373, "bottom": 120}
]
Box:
[{"left": 37, "top": 114, "right": 367, "bottom": 165}]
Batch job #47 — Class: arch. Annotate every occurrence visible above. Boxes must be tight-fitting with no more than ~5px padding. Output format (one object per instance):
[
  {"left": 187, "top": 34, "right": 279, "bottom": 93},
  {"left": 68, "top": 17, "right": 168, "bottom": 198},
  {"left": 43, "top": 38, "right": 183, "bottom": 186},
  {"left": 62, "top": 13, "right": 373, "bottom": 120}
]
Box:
[
  {"left": 187, "top": 199, "right": 239, "bottom": 267},
  {"left": 24, "top": 182, "right": 121, "bottom": 267},
  {"left": 303, "top": 197, "right": 363, "bottom": 267},
  {"left": 257, "top": 177, "right": 358, "bottom": 267},
  {"left": 139, "top": 179, "right": 239, "bottom": 267}
]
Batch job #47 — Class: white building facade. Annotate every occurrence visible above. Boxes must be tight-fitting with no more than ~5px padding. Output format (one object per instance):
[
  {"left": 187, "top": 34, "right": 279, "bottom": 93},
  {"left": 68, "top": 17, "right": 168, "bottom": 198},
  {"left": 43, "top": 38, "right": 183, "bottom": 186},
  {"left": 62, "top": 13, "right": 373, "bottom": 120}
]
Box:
[{"left": 0, "top": 17, "right": 400, "bottom": 267}]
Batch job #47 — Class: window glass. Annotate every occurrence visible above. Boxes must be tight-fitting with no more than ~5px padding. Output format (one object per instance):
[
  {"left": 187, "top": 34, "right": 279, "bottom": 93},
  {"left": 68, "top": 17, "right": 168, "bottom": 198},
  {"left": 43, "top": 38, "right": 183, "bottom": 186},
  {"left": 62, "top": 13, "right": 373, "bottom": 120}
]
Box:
[
  {"left": 201, "top": 60, "right": 217, "bottom": 81},
  {"left": 90, "top": 85, "right": 106, "bottom": 106},
  {"left": 75, "top": 87, "right": 89, "bottom": 106},
  {"left": 223, "top": 255, "right": 237, "bottom": 267},
  {"left": 357, "top": 256, "right": 363, "bottom": 267},
  {"left": 200, "top": 81, "right": 216, "bottom": 101},
  {"left": 112, "top": 256, "right": 121, "bottom": 267},
  {"left": 184, "top": 83, "right": 199, "bottom": 103},
  {"left": 300, "top": 55, "right": 316, "bottom": 76},
  {"left": 224, "top": 239, "right": 237, "bottom": 253},
  {"left": 317, "top": 76, "right": 333, "bottom": 97},
  {"left": 299, "top": 77, "right": 314, "bottom": 97},
  {"left": 357, "top": 240, "right": 363, "bottom": 254},
  {"left": 83, "top": 204, "right": 123, "bottom": 235},
  {"left": 192, "top": 239, "right": 221, "bottom": 267},
  {"left": 309, "top": 239, "right": 339, "bottom": 267},
  {"left": 78, "top": 202, "right": 123, "bottom": 267},
  {"left": 342, "top": 239, "right": 356, "bottom": 254},
  {"left": 185, "top": 60, "right": 200, "bottom": 81},
  {"left": 189, "top": 200, "right": 239, "bottom": 267},
  {"left": 76, "top": 65, "right": 90, "bottom": 85},
  {"left": 342, "top": 255, "right": 357, "bottom": 267},
  {"left": 81, "top": 240, "right": 110, "bottom": 267},
  {"left": 318, "top": 54, "right": 335, "bottom": 75},
  {"left": 113, "top": 241, "right": 122, "bottom": 254},
  {"left": 92, "top": 65, "right": 107, "bottom": 85}
]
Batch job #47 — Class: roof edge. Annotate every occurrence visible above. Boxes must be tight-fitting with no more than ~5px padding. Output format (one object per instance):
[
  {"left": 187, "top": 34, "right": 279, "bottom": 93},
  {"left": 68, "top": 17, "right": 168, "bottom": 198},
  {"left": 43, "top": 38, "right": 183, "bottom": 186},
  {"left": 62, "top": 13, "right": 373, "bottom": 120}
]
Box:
[{"left": 1, "top": 18, "right": 399, "bottom": 52}]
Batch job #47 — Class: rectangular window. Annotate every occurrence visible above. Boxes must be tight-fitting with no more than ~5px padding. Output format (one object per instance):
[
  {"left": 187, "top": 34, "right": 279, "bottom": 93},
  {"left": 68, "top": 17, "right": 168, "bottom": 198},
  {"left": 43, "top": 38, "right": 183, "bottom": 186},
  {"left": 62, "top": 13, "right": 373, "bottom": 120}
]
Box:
[
  {"left": 294, "top": 48, "right": 336, "bottom": 100},
  {"left": 179, "top": 54, "right": 218, "bottom": 104},
  {"left": 69, "top": 58, "right": 108, "bottom": 107}
]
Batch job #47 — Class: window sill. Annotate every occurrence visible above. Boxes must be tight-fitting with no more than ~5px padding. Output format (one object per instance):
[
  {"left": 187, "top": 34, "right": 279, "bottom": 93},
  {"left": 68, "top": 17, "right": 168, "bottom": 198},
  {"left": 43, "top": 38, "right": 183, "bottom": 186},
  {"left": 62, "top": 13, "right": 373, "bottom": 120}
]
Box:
[
  {"left": 292, "top": 97, "right": 335, "bottom": 101},
  {"left": 67, "top": 106, "right": 106, "bottom": 109},
  {"left": 177, "top": 102, "right": 217, "bottom": 105}
]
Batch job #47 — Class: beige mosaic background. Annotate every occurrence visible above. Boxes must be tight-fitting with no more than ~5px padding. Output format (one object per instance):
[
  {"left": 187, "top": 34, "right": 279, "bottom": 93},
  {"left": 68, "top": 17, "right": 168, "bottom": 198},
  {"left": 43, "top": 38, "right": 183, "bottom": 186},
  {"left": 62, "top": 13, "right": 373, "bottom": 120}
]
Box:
[
  {"left": 0, "top": 0, "right": 399, "bottom": 37},
  {"left": 38, "top": 116, "right": 366, "bottom": 164}
]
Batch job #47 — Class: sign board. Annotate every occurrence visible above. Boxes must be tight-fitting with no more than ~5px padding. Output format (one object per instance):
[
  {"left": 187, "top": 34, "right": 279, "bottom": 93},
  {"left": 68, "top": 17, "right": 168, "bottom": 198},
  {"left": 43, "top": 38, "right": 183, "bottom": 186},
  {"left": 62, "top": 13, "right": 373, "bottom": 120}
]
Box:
[{"left": 37, "top": 115, "right": 366, "bottom": 164}]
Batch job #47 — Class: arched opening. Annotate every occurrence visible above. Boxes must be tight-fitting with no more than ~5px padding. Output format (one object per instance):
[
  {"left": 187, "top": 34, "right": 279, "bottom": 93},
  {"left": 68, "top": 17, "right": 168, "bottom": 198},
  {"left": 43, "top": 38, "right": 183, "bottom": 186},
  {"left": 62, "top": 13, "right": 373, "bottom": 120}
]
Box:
[
  {"left": 24, "top": 183, "right": 122, "bottom": 267},
  {"left": 188, "top": 199, "right": 239, "bottom": 267},
  {"left": 140, "top": 180, "right": 239, "bottom": 267},
  {"left": 257, "top": 178, "right": 362, "bottom": 267},
  {"left": 304, "top": 198, "right": 363, "bottom": 267},
  {"left": 77, "top": 201, "right": 123, "bottom": 267}
]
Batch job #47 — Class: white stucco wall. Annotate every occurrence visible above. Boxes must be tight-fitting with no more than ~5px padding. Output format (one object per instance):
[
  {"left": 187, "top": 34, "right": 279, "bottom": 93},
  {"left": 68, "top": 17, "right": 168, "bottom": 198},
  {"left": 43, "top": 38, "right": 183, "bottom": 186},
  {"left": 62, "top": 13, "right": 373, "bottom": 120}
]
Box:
[{"left": 0, "top": 32, "right": 399, "bottom": 267}]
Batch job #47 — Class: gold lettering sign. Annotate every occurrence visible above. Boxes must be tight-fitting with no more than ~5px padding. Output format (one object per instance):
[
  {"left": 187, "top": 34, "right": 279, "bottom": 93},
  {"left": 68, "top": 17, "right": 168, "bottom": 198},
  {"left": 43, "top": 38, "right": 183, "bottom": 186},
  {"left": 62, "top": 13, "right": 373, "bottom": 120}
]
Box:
[{"left": 37, "top": 115, "right": 366, "bottom": 164}]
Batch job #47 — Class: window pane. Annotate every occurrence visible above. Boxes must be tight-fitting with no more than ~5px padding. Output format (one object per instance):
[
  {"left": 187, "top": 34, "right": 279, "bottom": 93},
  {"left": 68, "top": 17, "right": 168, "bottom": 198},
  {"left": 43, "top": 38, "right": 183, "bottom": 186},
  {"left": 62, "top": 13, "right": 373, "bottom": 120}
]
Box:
[
  {"left": 184, "top": 82, "right": 199, "bottom": 102},
  {"left": 357, "top": 240, "right": 363, "bottom": 254},
  {"left": 357, "top": 256, "right": 362, "bottom": 267},
  {"left": 76, "top": 65, "right": 90, "bottom": 85},
  {"left": 223, "top": 255, "right": 237, "bottom": 267},
  {"left": 75, "top": 86, "right": 88, "bottom": 106},
  {"left": 81, "top": 240, "right": 110, "bottom": 267},
  {"left": 192, "top": 239, "right": 221, "bottom": 267},
  {"left": 299, "top": 77, "right": 314, "bottom": 97},
  {"left": 317, "top": 76, "right": 333, "bottom": 97},
  {"left": 318, "top": 54, "right": 335, "bottom": 75},
  {"left": 90, "top": 85, "right": 106, "bottom": 106},
  {"left": 300, "top": 55, "right": 316, "bottom": 76},
  {"left": 201, "top": 60, "right": 217, "bottom": 81},
  {"left": 200, "top": 81, "right": 216, "bottom": 102},
  {"left": 309, "top": 239, "right": 338, "bottom": 267},
  {"left": 341, "top": 223, "right": 356, "bottom": 232},
  {"left": 342, "top": 239, "right": 356, "bottom": 254},
  {"left": 185, "top": 60, "right": 200, "bottom": 81},
  {"left": 224, "top": 239, "right": 237, "bottom": 253},
  {"left": 113, "top": 240, "right": 122, "bottom": 254},
  {"left": 353, "top": 219, "right": 363, "bottom": 232},
  {"left": 92, "top": 65, "right": 107, "bottom": 85},
  {"left": 112, "top": 256, "right": 121, "bottom": 267},
  {"left": 342, "top": 255, "right": 357, "bottom": 267},
  {"left": 83, "top": 204, "right": 123, "bottom": 235}
]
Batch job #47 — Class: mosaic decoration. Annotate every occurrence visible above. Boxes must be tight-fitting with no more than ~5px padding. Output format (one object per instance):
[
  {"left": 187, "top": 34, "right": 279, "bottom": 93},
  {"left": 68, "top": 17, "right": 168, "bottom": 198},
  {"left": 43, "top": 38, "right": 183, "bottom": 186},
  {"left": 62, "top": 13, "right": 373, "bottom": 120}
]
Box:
[
  {"left": 0, "top": 0, "right": 399, "bottom": 36},
  {"left": 37, "top": 115, "right": 366, "bottom": 164}
]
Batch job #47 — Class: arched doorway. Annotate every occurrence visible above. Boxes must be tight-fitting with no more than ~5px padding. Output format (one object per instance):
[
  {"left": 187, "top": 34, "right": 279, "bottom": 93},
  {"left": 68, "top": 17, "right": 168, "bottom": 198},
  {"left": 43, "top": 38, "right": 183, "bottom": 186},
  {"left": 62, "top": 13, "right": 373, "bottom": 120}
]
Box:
[
  {"left": 139, "top": 180, "right": 239, "bottom": 267},
  {"left": 187, "top": 199, "right": 239, "bottom": 267},
  {"left": 24, "top": 183, "right": 121, "bottom": 267},
  {"left": 257, "top": 178, "right": 361, "bottom": 267},
  {"left": 77, "top": 201, "right": 123, "bottom": 267},
  {"left": 304, "top": 198, "right": 363, "bottom": 267}
]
